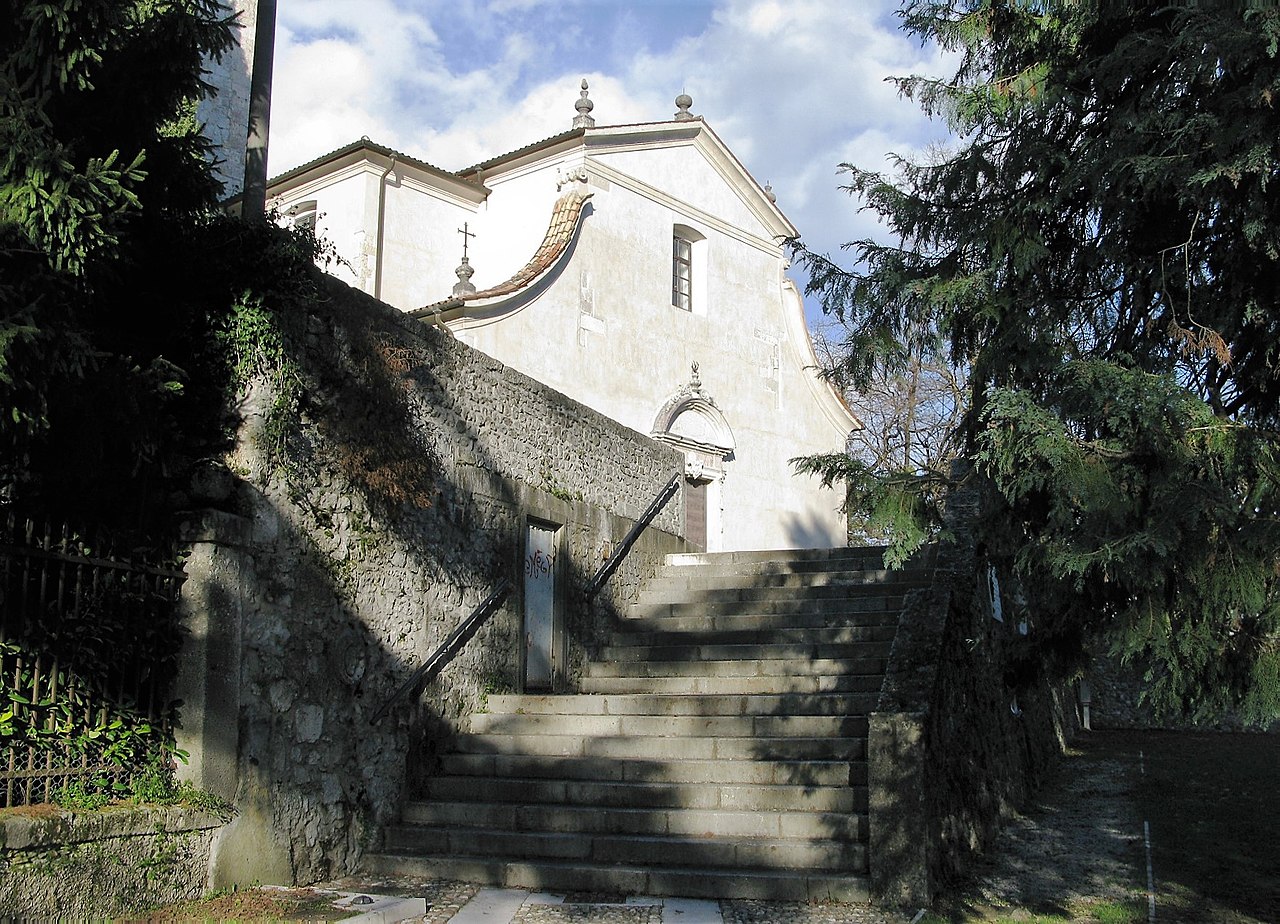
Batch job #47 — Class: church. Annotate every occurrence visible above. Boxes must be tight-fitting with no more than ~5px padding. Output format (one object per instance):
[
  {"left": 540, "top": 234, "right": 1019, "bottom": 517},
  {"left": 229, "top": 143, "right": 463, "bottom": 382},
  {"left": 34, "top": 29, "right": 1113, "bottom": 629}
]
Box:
[
  {"left": 258, "top": 83, "right": 859, "bottom": 551},
  {"left": 227, "top": 75, "right": 849, "bottom": 550}
]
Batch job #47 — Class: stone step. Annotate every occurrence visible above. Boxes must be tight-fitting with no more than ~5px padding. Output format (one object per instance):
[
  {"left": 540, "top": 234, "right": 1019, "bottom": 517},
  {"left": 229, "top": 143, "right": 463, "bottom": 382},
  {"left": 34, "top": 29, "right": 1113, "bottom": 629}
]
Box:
[
  {"left": 636, "top": 581, "right": 930, "bottom": 606},
  {"left": 383, "top": 826, "right": 865, "bottom": 873},
  {"left": 449, "top": 732, "right": 866, "bottom": 762},
  {"left": 401, "top": 800, "right": 866, "bottom": 841},
  {"left": 603, "top": 624, "right": 899, "bottom": 648},
  {"left": 618, "top": 609, "right": 903, "bottom": 634},
  {"left": 583, "top": 656, "right": 886, "bottom": 679},
  {"left": 484, "top": 693, "right": 877, "bottom": 717},
  {"left": 437, "top": 753, "right": 866, "bottom": 787},
  {"left": 663, "top": 546, "right": 891, "bottom": 569},
  {"left": 576, "top": 673, "right": 882, "bottom": 695},
  {"left": 625, "top": 596, "right": 910, "bottom": 619},
  {"left": 378, "top": 544, "right": 929, "bottom": 904},
  {"left": 466, "top": 712, "right": 867, "bottom": 739},
  {"left": 362, "top": 853, "right": 872, "bottom": 902},
  {"left": 643, "top": 568, "right": 919, "bottom": 593},
  {"left": 425, "top": 776, "right": 864, "bottom": 813},
  {"left": 596, "top": 640, "right": 893, "bottom": 663}
]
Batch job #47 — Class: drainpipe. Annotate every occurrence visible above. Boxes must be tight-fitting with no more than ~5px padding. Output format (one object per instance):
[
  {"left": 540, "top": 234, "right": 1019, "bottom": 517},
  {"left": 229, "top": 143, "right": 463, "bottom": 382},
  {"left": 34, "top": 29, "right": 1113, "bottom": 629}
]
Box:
[{"left": 373, "top": 154, "right": 398, "bottom": 301}]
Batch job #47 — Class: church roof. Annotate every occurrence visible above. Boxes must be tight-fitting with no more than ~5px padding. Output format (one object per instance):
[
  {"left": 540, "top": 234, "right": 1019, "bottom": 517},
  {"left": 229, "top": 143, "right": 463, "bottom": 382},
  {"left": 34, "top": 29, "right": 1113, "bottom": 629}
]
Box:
[
  {"left": 464, "top": 190, "right": 593, "bottom": 301},
  {"left": 457, "top": 128, "right": 587, "bottom": 179},
  {"left": 265, "top": 138, "right": 488, "bottom": 195}
]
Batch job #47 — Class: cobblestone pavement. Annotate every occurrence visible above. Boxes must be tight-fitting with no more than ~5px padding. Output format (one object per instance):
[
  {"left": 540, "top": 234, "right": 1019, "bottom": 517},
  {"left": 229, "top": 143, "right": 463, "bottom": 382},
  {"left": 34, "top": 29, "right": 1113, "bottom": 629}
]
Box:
[
  {"left": 719, "top": 900, "right": 913, "bottom": 924},
  {"left": 318, "top": 875, "right": 919, "bottom": 923},
  {"left": 321, "top": 874, "right": 478, "bottom": 923}
]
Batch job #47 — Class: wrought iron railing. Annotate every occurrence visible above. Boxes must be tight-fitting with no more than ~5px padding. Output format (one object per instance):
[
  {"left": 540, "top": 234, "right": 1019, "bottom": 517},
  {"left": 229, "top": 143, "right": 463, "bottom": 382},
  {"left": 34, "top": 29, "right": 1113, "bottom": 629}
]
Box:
[
  {"left": 369, "top": 578, "right": 512, "bottom": 726},
  {"left": 370, "top": 472, "right": 680, "bottom": 724},
  {"left": 0, "top": 515, "right": 184, "bottom": 807}
]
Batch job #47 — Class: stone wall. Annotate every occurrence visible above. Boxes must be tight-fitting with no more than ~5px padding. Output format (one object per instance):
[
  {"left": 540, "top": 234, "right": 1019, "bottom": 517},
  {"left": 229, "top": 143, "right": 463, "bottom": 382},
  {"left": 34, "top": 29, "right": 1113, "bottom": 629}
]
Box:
[
  {"left": 175, "top": 275, "right": 688, "bottom": 888},
  {"left": 1085, "top": 654, "right": 1280, "bottom": 733},
  {"left": 868, "top": 477, "right": 1077, "bottom": 907},
  {"left": 0, "top": 806, "right": 224, "bottom": 918}
]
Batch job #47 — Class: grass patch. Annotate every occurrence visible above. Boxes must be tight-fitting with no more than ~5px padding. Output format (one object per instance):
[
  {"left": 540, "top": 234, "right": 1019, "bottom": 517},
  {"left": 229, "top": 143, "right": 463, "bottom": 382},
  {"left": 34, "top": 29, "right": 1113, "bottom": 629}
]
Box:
[
  {"left": 117, "top": 886, "right": 358, "bottom": 922},
  {"left": 921, "top": 898, "right": 1143, "bottom": 923}
]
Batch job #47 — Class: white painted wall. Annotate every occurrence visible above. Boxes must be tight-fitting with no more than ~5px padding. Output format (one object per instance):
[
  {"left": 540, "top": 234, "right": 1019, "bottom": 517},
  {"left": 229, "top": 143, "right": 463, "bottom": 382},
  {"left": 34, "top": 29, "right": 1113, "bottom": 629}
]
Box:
[
  {"left": 267, "top": 128, "right": 856, "bottom": 551},
  {"left": 447, "top": 139, "right": 854, "bottom": 551}
]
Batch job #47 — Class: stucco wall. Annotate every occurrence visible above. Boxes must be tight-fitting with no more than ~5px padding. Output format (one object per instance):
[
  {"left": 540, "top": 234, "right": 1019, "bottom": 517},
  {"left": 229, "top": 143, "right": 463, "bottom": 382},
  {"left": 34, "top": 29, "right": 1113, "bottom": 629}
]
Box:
[
  {"left": 267, "top": 126, "right": 856, "bottom": 553},
  {"left": 0, "top": 806, "right": 224, "bottom": 918},
  {"left": 451, "top": 147, "right": 854, "bottom": 551},
  {"left": 175, "top": 275, "right": 688, "bottom": 888},
  {"left": 868, "top": 476, "right": 1078, "bottom": 906}
]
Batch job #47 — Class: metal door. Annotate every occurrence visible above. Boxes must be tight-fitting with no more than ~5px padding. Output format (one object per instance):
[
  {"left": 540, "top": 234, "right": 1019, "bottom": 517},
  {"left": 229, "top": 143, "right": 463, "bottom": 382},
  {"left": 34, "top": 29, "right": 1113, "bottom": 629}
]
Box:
[{"left": 523, "top": 521, "right": 558, "bottom": 689}]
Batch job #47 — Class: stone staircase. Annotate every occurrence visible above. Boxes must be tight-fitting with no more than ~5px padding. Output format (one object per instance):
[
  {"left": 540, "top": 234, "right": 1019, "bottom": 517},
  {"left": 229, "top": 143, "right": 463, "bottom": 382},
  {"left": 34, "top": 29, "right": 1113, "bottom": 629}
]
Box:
[{"left": 365, "top": 546, "right": 933, "bottom": 900}]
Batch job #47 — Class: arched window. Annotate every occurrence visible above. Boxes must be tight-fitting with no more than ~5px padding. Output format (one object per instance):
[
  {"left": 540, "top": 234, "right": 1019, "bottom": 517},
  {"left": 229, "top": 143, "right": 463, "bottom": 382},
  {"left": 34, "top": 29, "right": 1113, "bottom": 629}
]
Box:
[{"left": 285, "top": 199, "right": 317, "bottom": 231}]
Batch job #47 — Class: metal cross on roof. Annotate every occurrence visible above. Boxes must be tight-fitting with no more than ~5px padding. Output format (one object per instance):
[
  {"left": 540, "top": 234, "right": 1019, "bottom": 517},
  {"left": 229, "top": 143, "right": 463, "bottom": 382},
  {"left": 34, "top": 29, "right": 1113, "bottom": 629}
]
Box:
[{"left": 458, "top": 222, "right": 476, "bottom": 260}]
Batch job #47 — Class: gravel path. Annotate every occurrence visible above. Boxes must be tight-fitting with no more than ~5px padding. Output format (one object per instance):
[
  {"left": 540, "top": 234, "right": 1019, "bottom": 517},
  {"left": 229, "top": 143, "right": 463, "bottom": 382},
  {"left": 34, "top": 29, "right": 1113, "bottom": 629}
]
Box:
[{"left": 943, "top": 737, "right": 1146, "bottom": 920}]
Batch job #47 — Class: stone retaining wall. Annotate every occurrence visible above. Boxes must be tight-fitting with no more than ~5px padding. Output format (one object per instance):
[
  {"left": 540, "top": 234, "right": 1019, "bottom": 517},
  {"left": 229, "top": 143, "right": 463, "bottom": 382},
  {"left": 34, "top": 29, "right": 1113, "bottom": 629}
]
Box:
[
  {"left": 175, "top": 275, "right": 688, "bottom": 889},
  {"left": 1085, "top": 654, "right": 1280, "bottom": 733},
  {"left": 0, "top": 805, "right": 224, "bottom": 918},
  {"left": 868, "top": 476, "right": 1077, "bottom": 906}
]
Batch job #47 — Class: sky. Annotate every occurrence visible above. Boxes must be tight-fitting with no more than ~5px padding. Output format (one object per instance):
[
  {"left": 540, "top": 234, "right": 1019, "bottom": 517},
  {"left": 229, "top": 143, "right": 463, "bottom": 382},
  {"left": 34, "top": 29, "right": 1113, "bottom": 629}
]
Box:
[{"left": 268, "top": 0, "right": 955, "bottom": 331}]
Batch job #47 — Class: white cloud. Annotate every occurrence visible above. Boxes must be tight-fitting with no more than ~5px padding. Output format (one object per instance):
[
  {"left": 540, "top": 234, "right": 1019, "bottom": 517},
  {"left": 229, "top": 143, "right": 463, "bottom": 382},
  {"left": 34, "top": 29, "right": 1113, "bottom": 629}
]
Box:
[{"left": 266, "top": 0, "right": 955, "bottom": 318}]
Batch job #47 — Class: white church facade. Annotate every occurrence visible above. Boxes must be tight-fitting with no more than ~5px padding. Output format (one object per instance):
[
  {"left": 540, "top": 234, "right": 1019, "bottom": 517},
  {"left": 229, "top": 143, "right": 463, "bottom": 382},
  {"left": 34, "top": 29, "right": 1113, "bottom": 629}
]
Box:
[{"left": 260, "top": 86, "right": 858, "bottom": 551}]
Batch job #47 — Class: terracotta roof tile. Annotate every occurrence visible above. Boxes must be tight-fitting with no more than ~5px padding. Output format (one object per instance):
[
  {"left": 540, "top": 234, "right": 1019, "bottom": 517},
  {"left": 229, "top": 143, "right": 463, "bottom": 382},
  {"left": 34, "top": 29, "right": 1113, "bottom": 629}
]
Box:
[{"left": 462, "top": 190, "right": 593, "bottom": 302}]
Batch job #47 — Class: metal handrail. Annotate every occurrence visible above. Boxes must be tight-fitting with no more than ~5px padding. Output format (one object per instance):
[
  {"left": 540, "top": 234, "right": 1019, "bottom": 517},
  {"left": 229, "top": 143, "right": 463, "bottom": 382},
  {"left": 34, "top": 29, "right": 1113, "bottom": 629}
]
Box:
[
  {"left": 585, "top": 472, "right": 683, "bottom": 600},
  {"left": 369, "top": 577, "right": 512, "bottom": 726}
]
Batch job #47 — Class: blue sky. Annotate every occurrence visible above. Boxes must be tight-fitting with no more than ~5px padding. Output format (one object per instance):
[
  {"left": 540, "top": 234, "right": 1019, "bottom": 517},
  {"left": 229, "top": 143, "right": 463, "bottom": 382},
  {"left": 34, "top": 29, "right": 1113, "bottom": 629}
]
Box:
[{"left": 269, "top": 0, "right": 953, "bottom": 331}]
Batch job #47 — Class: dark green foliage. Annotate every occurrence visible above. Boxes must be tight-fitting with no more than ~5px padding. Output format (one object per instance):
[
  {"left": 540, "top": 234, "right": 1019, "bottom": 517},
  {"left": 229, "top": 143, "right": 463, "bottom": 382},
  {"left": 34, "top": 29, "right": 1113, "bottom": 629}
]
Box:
[
  {"left": 0, "top": 0, "right": 235, "bottom": 532},
  {"left": 0, "top": 0, "right": 333, "bottom": 790},
  {"left": 797, "top": 2, "right": 1280, "bottom": 722},
  {"left": 0, "top": 0, "right": 333, "bottom": 542}
]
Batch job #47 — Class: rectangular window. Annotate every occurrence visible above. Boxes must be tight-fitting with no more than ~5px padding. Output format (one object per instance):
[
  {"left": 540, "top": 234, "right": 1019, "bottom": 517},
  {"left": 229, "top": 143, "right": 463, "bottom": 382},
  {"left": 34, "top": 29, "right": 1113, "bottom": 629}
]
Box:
[{"left": 672, "top": 235, "right": 693, "bottom": 310}]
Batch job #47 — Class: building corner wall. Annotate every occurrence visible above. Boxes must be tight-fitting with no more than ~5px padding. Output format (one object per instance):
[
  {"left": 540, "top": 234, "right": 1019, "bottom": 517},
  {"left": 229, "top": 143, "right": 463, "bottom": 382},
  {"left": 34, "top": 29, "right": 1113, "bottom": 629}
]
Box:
[{"left": 197, "top": 0, "right": 258, "bottom": 199}]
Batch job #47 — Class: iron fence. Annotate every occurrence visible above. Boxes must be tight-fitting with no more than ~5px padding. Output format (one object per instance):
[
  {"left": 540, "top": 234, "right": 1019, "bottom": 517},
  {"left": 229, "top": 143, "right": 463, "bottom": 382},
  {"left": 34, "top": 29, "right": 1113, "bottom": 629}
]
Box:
[{"left": 0, "top": 514, "right": 185, "bottom": 807}]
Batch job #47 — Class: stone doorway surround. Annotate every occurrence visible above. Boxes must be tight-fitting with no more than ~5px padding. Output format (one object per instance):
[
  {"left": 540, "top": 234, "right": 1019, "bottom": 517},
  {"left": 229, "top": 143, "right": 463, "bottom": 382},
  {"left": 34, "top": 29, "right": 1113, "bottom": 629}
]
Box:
[{"left": 651, "top": 363, "right": 734, "bottom": 552}]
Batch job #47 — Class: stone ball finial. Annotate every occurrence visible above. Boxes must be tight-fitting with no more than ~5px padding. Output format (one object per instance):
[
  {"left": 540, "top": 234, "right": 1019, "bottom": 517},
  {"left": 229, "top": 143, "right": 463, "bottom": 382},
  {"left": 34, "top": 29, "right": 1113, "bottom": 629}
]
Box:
[
  {"left": 453, "top": 257, "right": 476, "bottom": 296},
  {"left": 674, "top": 92, "right": 695, "bottom": 121},
  {"left": 573, "top": 78, "right": 596, "bottom": 129}
]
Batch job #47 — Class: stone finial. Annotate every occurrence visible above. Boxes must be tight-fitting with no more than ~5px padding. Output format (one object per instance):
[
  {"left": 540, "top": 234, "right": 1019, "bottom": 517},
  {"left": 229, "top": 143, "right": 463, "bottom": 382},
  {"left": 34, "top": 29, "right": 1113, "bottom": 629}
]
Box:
[
  {"left": 764, "top": 182, "right": 776, "bottom": 204},
  {"left": 674, "top": 92, "right": 695, "bottom": 121},
  {"left": 453, "top": 257, "right": 476, "bottom": 296},
  {"left": 573, "top": 78, "right": 595, "bottom": 129},
  {"left": 689, "top": 361, "right": 702, "bottom": 393}
]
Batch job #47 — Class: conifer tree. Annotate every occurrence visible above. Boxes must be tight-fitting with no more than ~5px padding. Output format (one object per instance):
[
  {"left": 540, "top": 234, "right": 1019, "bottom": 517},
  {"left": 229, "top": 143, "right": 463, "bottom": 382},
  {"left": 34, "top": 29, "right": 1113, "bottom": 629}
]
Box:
[
  {"left": 797, "top": 2, "right": 1280, "bottom": 722},
  {"left": 0, "top": 1, "right": 235, "bottom": 529}
]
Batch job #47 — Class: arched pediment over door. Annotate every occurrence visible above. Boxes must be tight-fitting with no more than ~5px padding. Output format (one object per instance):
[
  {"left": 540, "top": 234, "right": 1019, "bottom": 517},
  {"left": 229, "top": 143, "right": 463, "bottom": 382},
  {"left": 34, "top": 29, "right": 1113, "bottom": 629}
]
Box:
[{"left": 651, "top": 363, "right": 734, "bottom": 551}]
